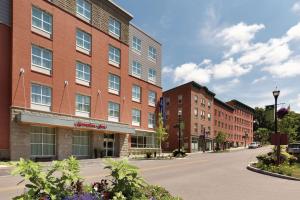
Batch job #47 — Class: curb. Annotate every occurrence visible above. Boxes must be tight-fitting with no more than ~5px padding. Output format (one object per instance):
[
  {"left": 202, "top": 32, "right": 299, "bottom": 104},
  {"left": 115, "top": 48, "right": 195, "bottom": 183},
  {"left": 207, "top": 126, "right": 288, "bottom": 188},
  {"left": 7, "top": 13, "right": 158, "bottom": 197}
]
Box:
[{"left": 247, "top": 162, "right": 300, "bottom": 181}]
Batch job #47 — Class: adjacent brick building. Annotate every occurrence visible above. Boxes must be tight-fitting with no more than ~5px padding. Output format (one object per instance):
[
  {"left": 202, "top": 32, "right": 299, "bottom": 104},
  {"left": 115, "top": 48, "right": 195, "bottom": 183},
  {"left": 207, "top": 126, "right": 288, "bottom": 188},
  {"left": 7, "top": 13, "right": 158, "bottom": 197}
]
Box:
[
  {"left": 0, "top": 0, "right": 161, "bottom": 160},
  {"left": 162, "top": 81, "right": 254, "bottom": 153}
]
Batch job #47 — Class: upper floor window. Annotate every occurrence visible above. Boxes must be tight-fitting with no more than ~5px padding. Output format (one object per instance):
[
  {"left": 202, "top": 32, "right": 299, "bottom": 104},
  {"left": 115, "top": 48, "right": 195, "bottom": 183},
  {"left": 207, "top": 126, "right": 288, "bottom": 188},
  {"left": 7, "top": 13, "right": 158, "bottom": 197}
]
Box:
[
  {"left": 132, "top": 36, "right": 141, "bottom": 52},
  {"left": 76, "top": 0, "right": 91, "bottom": 21},
  {"left": 109, "top": 45, "right": 120, "bottom": 67},
  {"left": 148, "top": 91, "right": 156, "bottom": 106},
  {"left": 201, "top": 98, "right": 206, "bottom": 107},
  {"left": 132, "top": 85, "right": 141, "bottom": 102},
  {"left": 148, "top": 46, "right": 157, "bottom": 61},
  {"left": 31, "top": 83, "right": 51, "bottom": 111},
  {"left": 178, "top": 95, "right": 183, "bottom": 104},
  {"left": 76, "top": 29, "right": 91, "bottom": 53},
  {"left": 32, "top": 7, "right": 52, "bottom": 36},
  {"left": 108, "top": 74, "right": 120, "bottom": 95},
  {"left": 148, "top": 113, "right": 155, "bottom": 129},
  {"left": 194, "top": 108, "right": 198, "bottom": 117},
  {"left": 132, "top": 61, "right": 141, "bottom": 78},
  {"left": 109, "top": 17, "right": 121, "bottom": 38},
  {"left": 194, "top": 95, "right": 198, "bottom": 104},
  {"left": 208, "top": 113, "right": 212, "bottom": 121},
  {"left": 208, "top": 101, "right": 211, "bottom": 109},
  {"left": 148, "top": 68, "right": 157, "bottom": 84},
  {"left": 76, "top": 61, "right": 91, "bottom": 86},
  {"left": 31, "top": 45, "right": 52, "bottom": 75},
  {"left": 108, "top": 102, "right": 120, "bottom": 122},
  {"left": 75, "top": 94, "right": 90, "bottom": 117},
  {"left": 132, "top": 109, "right": 141, "bottom": 126}
]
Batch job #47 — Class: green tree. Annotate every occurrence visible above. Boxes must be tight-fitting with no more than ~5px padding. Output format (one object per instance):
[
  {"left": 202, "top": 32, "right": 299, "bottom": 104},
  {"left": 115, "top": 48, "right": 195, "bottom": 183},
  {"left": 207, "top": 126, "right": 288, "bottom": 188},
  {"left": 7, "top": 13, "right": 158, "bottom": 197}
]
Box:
[
  {"left": 278, "top": 112, "right": 300, "bottom": 142},
  {"left": 255, "top": 128, "right": 270, "bottom": 144},
  {"left": 155, "top": 112, "right": 168, "bottom": 155},
  {"left": 253, "top": 107, "right": 274, "bottom": 132},
  {"left": 215, "top": 131, "right": 228, "bottom": 151}
]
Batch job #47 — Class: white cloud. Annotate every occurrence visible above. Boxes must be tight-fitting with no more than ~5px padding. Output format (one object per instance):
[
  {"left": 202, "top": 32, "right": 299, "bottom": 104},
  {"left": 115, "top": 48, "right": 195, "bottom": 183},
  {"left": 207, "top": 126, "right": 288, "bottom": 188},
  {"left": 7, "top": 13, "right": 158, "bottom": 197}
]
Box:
[
  {"left": 286, "top": 22, "right": 300, "bottom": 40},
  {"left": 252, "top": 76, "right": 267, "bottom": 84},
  {"left": 292, "top": 2, "right": 300, "bottom": 14},
  {"left": 213, "top": 78, "right": 240, "bottom": 94},
  {"left": 162, "top": 66, "right": 173, "bottom": 74},
  {"left": 173, "top": 63, "right": 212, "bottom": 84}
]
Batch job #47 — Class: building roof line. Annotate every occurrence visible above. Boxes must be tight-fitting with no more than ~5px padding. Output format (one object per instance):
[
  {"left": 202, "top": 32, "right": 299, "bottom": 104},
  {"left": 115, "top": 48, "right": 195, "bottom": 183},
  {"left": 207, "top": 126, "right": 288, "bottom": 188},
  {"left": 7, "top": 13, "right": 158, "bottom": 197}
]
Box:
[
  {"left": 130, "top": 23, "right": 162, "bottom": 45},
  {"left": 107, "top": 0, "right": 134, "bottom": 19},
  {"left": 227, "top": 99, "right": 254, "bottom": 113},
  {"left": 214, "top": 98, "right": 235, "bottom": 111}
]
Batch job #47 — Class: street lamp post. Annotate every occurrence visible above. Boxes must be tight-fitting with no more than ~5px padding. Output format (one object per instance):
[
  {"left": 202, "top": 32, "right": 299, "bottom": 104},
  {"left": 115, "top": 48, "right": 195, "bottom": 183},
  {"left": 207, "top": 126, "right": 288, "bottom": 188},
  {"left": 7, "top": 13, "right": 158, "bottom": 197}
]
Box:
[
  {"left": 202, "top": 128, "right": 206, "bottom": 153},
  {"left": 178, "top": 110, "right": 182, "bottom": 153},
  {"left": 273, "top": 88, "right": 280, "bottom": 165}
]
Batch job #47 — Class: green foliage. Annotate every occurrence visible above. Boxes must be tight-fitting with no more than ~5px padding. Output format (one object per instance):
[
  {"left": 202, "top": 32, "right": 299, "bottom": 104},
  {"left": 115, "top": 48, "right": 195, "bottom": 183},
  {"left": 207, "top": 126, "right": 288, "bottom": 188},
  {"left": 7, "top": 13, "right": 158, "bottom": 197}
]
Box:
[
  {"left": 172, "top": 148, "right": 186, "bottom": 157},
  {"left": 12, "top": 157, "right": 81, "bottom": 200},
  {"left": 255, "top": 162, "right": 293, "bottom": 176},
  {"left": 255, "top": 128, "right": 270, "bottom": 144},
  {"left": 156, "top": 112, "right": 169, "bottom": 154},
  {"left": 215, "top": 131, "right": 227, "bottom": 151},
  {"left": 278, "top": 111, "right": 300, "bottom": 142},
  {"left": 143, "top": 185, "right": 183, "bottom": 200}
]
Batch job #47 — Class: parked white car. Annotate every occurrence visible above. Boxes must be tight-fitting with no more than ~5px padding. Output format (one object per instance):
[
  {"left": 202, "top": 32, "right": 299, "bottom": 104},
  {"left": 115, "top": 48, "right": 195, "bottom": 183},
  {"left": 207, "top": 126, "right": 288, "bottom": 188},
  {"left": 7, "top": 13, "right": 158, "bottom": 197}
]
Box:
[
  {"left": 287, "top": 143, "right": 300, "bottom": 154},
  {"left": 248, "top": 142, "right": 259, "bottom": 149}
]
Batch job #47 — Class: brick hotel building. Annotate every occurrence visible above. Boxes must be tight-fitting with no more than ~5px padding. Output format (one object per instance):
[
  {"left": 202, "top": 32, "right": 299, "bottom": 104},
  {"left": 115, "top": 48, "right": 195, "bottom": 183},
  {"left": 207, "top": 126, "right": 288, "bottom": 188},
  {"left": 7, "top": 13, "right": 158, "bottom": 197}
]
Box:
[
  {"left": 0, "top": 0, "right": 162, "bottom": 160},
  {"left": 163, "top": 82, "right": 254, "bottom": 153}
]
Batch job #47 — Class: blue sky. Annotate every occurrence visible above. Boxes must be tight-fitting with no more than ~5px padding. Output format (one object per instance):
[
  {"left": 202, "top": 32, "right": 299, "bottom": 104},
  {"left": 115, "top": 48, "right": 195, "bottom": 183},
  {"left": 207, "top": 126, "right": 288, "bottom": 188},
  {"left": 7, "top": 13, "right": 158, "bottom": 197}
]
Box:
[{"left": 115, "top": 0, "right": 300, "bottom": 112}]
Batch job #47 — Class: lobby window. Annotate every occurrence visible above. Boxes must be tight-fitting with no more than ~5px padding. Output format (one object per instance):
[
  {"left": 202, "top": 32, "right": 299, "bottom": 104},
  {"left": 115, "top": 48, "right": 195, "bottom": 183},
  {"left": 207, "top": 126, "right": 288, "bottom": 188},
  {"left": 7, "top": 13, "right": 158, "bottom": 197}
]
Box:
[
  {"left": 32, "top": 6, "right": 52, "bottom": 37},
  {"left": 148, "top": 46, "right": 157, "bottom": 61},
  {"left": 108, "top": 74, "right": 120, "bottom": 95},
  {"left": 108, "top": 102, "right": 120, "bottom": 122},
  {"left": 132, "top": 61, "right": 141, "bottom": 78},
  {"left": 31, "top": 126, "right": 55, "bottom": 157},
  {"left": 31, "top": 83, "right": 52, "bottom": 111},
  {"left": 132, "top": 109, "right": 141, "bottom": 126},
  {"left": 75, "top": 94, "right": 90, "bottom": 117},
  {"left": 76, "top": 29, "right": 91, "bottom": 54},
  {"left": 76, "top": 0, "right": 91, "bottom": 21},
  {"left": 109, "top": 45, "right": 120, "bottom": 67},
  {"left": 109, "top": 17, "right": 121, "bottom": 38},
  {"left": 148, "top": 113, "right": 155, "bottom": 128},
  {"left": 72, "top": 131, "right": 90, "bottom": 156},
  {"left": 208, "top": 113, "right": 211, "bottom": 121},
  {"left": 148, "top": 68, "right": 156, "bottom": 84},
  {"left": 131, "top": 133, "right": 157, "bottom": 148},
  {"left": 194, "top": 108, "right": 198, "bottom": 117},
  {"left": 148, "top": 91, "right": 156, "bottom": 106},
  {"left": 76, "top": 61, "right": 91, "bottom": 86},
  {"left": 31, "top": 45, "right": 52, "bottom": 75},
  {"left": 132, "top": 85, "right": 141, "bottom": 102},
  {"left": 132, "top": 36, "right": 141, "bottom": 52}
]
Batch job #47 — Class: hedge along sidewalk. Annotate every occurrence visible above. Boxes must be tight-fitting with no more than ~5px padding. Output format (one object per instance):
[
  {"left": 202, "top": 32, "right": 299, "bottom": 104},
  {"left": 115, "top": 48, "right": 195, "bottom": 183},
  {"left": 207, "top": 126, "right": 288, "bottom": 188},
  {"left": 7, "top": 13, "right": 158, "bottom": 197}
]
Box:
[{"left": 247, "top": 162, "right": 300, "bottom": 181}]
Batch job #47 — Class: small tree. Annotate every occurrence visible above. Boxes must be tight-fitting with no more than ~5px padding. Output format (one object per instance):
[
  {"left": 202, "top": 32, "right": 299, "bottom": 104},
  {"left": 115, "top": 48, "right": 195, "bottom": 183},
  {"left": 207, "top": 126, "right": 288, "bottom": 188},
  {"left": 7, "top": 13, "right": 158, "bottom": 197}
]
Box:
[
  {"left": 156, "top": 112, "right": 168, "bottom": 156},
  {"left": 215, "top": 131, "right": 227, "bottom": 151},
  {"left": 255, "top": 128, "right": 270, "bottom": 145}
]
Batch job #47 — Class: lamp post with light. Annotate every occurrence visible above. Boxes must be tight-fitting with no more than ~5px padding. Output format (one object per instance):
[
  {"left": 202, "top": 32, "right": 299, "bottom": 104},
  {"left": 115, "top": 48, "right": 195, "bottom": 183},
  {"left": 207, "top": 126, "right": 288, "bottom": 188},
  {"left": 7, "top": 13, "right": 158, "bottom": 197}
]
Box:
[
  {"left": 273, "top": 88, "right": 280, "bottom": 165},
  {"left": 178, "top": 110, "right": 182, "bottom": 153}
]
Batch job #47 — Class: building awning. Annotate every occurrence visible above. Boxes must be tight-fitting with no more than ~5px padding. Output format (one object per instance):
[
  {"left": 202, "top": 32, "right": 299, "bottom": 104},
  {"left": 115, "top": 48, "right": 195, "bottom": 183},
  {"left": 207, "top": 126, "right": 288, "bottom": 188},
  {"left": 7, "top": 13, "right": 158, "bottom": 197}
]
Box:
[{"left": 16, "top": 111, "right": 135, "bottom": 134}]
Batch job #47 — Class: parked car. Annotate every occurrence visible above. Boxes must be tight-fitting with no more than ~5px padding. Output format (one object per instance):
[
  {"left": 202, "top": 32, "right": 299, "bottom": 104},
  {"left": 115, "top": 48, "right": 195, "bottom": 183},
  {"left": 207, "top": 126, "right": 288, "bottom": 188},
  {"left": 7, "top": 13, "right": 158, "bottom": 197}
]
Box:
[
  {"left": 287, "top": 142, "right": 300, "bottom": 154},
  {"left": 248, "top": 142, "right": 259, "bottom": 149},
  {"left": 255, "top": 142, "right": 262, "bottom": 147}
]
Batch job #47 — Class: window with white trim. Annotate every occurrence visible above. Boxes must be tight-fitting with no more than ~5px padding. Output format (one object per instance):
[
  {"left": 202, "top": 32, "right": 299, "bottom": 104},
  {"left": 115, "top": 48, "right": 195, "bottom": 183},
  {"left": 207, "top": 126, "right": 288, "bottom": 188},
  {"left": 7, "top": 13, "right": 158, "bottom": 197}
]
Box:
[
  {"left": 31, "top": 45, "right": 52, "bottom": 72},
  {"left": 32, "top": 6, "right": 52, "bottom": 34},
  {"left": 148, "top": 68, "right": 156, "bottom": 83},
  {"left": 30, "top": 126, "right": 55, "bottom": 157},
  {"left": 109, "top": 17, "right": 121, "bottom": 38},
  {"left": 148, "top": 91, "right": 156, "bottom": 106},
  {"left": 76, "top": 61, "right": 91, "bottom": 84},
  {"left": 194, "top": 108, "right": 198, "bottom": 117},
  {"left": 76, "top": 29, "right": 91, "bottom": 52},
  {"left": 132, "top": 61, "right": 141, "bottom": 78},
  {"left": 148, "top": 46, "right": 157, "bottom": 61},
  {"left": 132, "top": 36, "right": 141, "bottom": 52},
  {"left": 108, "top": 74, "right": 120, "bottom": 95},
  {"left": 148, "top": 113, "right": 155, "bottom": 128},
  {"left": 108, "top": 102, "right": 120, "bottom": 122},
  {"left": 208, "top": 113, "right": 212, "bottom": 121},
  {"left": 132, "top": 85, "right": 141, "bottom": 102},
  {"left": 76, "top": 94, "right": 90, "bottom": 116},
  {"left": 76, "top": 0, "right": 91, "bottom": 21},
  {"left": 72, "top": 131, "right": 90, "bottom": 156},
  {"left": 132, "top": 109, "right": 141, "bottom": 126},
  {"left": 109, "top": 45, "right": 120, "bottom": 66},
  {"left": 31, "top": 83, "right": 51, "bottom": 110}
]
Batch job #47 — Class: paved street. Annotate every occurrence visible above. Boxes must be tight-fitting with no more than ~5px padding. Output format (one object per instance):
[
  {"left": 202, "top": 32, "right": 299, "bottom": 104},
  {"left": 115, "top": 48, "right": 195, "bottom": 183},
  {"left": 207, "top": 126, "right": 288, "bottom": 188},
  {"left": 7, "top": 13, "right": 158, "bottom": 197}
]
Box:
[{"left": 0, "top": 146, "right": 299, "bottom": 199}]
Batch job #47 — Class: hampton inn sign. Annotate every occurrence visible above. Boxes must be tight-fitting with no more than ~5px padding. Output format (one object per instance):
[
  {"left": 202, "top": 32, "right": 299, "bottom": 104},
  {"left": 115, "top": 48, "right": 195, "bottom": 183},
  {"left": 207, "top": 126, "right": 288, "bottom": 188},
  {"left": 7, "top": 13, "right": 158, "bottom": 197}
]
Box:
[{"left": 74, "top": 121, "right": 107, "bottom": 130}]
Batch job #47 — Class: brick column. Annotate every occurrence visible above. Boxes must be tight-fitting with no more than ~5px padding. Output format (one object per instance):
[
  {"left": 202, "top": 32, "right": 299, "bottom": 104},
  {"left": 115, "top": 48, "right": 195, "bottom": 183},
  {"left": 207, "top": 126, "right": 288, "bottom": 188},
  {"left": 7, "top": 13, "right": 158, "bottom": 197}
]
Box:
[
  {"left": 57, "top": 128, "right": 72, "bottom": 160},
  {"left": 119, "top": 134, "right": 129, "bottom": 157}
]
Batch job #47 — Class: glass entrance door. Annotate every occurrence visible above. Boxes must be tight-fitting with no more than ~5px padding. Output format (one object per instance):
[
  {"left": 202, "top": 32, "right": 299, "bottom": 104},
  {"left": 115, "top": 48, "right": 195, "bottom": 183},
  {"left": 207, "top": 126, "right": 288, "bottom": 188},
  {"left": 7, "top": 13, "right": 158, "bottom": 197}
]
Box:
[{"left": 103, "top": 134, "right": 115, "bottom": 157}]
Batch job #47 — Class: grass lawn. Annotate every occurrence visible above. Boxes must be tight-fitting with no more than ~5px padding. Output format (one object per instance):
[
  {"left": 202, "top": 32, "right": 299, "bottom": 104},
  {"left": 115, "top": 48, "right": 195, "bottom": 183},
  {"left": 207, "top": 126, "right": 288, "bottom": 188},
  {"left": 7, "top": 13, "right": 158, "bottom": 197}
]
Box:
[{"left": 291, "top": 163, "right": 300, "bottom": 178}]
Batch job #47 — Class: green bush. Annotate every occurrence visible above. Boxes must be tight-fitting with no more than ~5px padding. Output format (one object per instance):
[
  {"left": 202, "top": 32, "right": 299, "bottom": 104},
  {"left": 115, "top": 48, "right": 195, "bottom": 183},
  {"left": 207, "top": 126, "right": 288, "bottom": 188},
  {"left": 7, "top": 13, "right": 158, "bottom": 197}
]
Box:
[
  {"left": 172, "top": 149, "right": 186, "bottom": 157},
  {"left": 143, "top": 185, "right": 183, "bottom": 200}
]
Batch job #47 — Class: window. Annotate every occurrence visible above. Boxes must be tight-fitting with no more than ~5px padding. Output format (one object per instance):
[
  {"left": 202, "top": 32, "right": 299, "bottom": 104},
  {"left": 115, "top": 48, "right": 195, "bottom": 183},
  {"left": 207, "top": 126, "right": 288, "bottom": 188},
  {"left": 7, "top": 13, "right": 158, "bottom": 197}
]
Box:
[
  {"left": 109, "top": 17, "right": 121, "bottom": 38},
  {"left": 178, "top": 95, "right": 183, "bottom": 104},
  {"left": 76, "top": 29, "right": 91, "bottom": 53},
  {"left": 166, "top": 97, "right": 170, "bottom": 106},
  {"left": 109, "top": 45, "right": 120, "bottom": 66},
  {"left": 194, "top": 123, "right": 198, "bottom": 132},
  {"left": 132, "top": 109, "right": 141, "bottom": 126},
  {"left": 201, "top": 110, "right": 205, "bottom": 120},
  {"left": 76, "top": 0, "right": 91, "bottom": 21},
  {"left": 31, "top": 83, "right": 51, "bottom": 111},
  {"left": 132, "top": 61, "right": 141, "bottom": 78},
  {"left": 208, "top": 101, "right": 211, "bottom": 109},
  {"left": 148, "top": 91, "right": 156, "bottom": 106},
  {"left": 31, "top": 45, "right": 52, "bottom": 74},
  {"left": 108, "top": 102, "right": 120, "bottom": 122},
  {"left": 132, "top": 36, "right": 141, "bottom": 52},
  {"left": 31, "top": 126, "right": 55, "bottom": 157},
  {"left": 32, "top": 7, "right": 52, "bottom": 36},
  {"left": 131, "top": 133, "right": 158, "bottom": 148},
  {"left": 201, "top": 98, "right": 206, "bottom": 107},
  {"left": 108, "top": 74, "right": 120, "bottom": 95},
  {"left": 132, "top": 85, "right": 141, "bottom": 102},
  {"left": 208, "top": 113, "right": 211, "bottom": 121},
  {"left": 148, "top": 113, "right": 155, "bottom": 128},
  {"left": 194, "top": 95, "right": 198, "bottom": 104},
  {"left": 148, "top": 46, "right": 157, "bottom": 61},
  {"left": 194, "top": 108, "right": 198, "bottom": 117},
  {"left": 148, "top": 68, "right": 156, "bottom": 83},
  {"left": 75, "top": 94, "right": 90, "bottom": 117},
  {"left": 76, "top": 61, "right": 91, "bottom": 86},
  {"left": 72, "top": 131, "right": 90, "bottom": 156}
]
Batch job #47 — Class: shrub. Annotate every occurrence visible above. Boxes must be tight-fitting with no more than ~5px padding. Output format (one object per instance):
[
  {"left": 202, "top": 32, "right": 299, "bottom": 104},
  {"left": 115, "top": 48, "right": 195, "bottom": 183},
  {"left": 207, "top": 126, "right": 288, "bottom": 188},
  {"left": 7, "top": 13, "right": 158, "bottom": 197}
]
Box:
[
  {"left": 144, "top": 185, "right": 183, "bottom": 200},
  {"left": 172, "top": 149, "right": 186, "bottom": 157}
]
